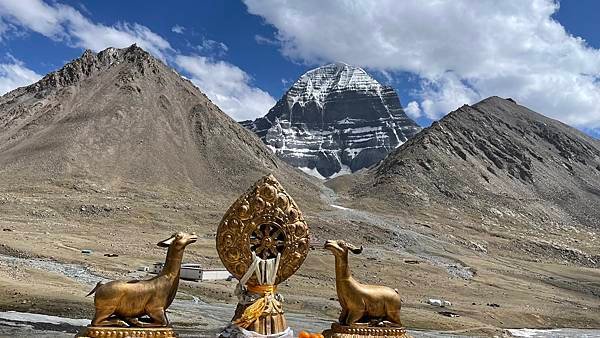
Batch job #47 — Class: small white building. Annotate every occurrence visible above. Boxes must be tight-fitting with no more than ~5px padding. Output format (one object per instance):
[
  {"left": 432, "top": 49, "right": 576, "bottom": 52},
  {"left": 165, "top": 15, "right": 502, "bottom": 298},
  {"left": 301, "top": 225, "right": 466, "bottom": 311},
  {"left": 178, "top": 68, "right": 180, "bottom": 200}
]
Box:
[{"left": 150, "top": 263, "right": 232, "bottom": 282}]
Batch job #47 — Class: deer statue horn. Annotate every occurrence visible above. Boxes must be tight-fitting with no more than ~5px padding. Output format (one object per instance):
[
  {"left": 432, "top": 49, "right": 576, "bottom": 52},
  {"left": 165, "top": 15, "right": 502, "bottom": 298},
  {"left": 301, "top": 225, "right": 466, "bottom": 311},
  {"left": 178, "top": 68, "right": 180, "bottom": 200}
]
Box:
[
  {"left": 157, "top": 234, "right": 176, "bottom": 247},
  {"left": 346, "top": 243, "right": 363, "bottom": 254}
]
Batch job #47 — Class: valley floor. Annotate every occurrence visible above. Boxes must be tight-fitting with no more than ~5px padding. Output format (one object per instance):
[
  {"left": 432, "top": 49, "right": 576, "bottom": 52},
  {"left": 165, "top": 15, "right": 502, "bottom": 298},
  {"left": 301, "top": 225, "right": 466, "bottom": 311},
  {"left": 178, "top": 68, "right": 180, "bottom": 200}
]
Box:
[{"left": 0, "top": 181, "right": 599, "bottom": 337}]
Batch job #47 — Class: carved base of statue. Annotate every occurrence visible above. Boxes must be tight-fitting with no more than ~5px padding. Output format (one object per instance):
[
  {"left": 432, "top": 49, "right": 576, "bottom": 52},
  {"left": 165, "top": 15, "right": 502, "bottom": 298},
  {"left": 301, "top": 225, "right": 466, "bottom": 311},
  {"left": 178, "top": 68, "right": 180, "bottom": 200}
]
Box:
[
  {"left": 323, "top": 322, "right": 410, "bottom": 338},
  {"left": 224, "top": 258, "right": 290, "bottom": 336},
  {"left": 231, "top": 303, "right": 287, "bottom": 334},
  {"left": 75, "top": 326, "right": 177, "bottom": 338}
]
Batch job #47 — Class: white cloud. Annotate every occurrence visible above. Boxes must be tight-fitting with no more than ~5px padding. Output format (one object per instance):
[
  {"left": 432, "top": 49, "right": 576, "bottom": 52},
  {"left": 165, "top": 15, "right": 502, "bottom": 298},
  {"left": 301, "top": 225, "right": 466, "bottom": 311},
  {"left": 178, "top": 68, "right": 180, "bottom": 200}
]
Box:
[
  {"left": 0, "top": 0, "right": 65, "bottom": 38},
  {"left": 0, "top": 56, "right": 42, "bottom": 95},
  {"left": 404, "top": 101, "right": 421, "bottom": 120},
  {"left": 175, "top": 55, "right": 276, "bottom": 121},
  {"left": 254, "top": 34, "right": 278, "bottom": 46},
  {"left": 0, "top": 0, "right": 275, "bottom": 120},
  {"left": 419, "top": 72, "right": 480, "bottom": 120},
  {"left": 171, "top": 24, "right": 185, "bottom": 34},
  {"left": 244, "top": 0, "right": 600, "bottom": 131},
  {"left": 0, "top": 19, "right": 9, "bottom": 38},
  {"left": 196, "top": 37, "right": 228, "bottom": 56},
  {"left": 0, "top": 0, "right": 173, "bottom": 60}
]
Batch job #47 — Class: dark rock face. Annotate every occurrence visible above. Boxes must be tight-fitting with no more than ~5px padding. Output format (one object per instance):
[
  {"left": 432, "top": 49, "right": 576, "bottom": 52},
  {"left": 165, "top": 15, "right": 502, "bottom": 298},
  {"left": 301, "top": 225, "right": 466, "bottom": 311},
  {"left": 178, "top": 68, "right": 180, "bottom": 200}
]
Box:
[{"left": 241, "top": 63, "right": 421, "bottom": 178}]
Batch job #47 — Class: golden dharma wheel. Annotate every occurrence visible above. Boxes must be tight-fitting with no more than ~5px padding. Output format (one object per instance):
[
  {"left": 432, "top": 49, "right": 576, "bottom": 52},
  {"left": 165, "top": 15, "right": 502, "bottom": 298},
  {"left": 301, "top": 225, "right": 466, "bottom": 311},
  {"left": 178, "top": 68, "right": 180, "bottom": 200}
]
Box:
[{"left": 216, "top": 174, "right": 310, "bottom": 285}]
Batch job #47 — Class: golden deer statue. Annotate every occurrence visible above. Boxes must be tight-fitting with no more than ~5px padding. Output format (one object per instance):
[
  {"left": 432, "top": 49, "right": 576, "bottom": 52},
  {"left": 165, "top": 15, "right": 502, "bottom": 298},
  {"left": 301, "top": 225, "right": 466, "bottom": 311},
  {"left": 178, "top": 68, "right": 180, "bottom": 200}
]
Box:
[
  {"left": 324, "top": 240, "right": 403, "bottom": 328},
  {"left": 86, "top": 232, "right": 197, "bottom": 328}
]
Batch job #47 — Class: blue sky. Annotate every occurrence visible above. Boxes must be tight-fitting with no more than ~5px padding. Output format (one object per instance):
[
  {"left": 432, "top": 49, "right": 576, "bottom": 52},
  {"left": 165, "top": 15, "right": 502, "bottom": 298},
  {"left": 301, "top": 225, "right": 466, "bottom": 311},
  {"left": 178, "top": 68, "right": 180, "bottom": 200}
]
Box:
[{"left": 0, "top": 0, "right": 599, "bottom": 138}]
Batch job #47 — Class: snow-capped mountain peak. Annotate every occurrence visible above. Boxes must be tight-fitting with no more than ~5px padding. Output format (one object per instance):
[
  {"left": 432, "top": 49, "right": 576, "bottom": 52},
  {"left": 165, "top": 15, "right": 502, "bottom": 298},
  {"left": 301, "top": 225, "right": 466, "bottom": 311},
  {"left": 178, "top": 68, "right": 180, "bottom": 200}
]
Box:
[
  {"left": 288, "top": 63, "right": 382, "bottom": 109},
  {"left": 242, "top": 63, "right": 421, "bottom": 179}
]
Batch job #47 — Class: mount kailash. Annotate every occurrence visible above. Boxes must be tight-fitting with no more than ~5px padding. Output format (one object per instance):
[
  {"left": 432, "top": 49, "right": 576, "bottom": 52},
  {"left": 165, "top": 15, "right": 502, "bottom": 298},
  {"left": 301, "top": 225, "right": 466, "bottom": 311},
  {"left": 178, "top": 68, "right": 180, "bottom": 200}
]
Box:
[{"left": 241, "top": 63, "right": 421, "bottom": 178}]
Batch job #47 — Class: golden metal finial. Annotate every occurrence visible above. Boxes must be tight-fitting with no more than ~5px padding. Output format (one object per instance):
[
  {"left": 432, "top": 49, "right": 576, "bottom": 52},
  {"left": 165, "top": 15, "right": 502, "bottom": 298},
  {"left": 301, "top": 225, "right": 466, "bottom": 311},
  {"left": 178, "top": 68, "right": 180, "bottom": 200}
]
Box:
[
  {"left": 216, "top": 174, "right": 309, "bottom": 285},
  {"left": 217, "top": 174, "right": 309, "bottom": 336}
]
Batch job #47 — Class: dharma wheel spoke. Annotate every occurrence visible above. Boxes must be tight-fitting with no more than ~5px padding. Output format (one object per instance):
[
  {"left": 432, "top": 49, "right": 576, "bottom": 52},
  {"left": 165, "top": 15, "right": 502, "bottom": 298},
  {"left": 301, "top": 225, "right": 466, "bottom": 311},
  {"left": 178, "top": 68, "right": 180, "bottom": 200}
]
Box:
[
  {"left": 250, "top": 223, "right": 287, "bottom": 259},
  {"left": 272, "top": 228, "right": 283, "bottom": 239},
  {"left": 256, "top": 247, "right": 263, "bottom": 255}
]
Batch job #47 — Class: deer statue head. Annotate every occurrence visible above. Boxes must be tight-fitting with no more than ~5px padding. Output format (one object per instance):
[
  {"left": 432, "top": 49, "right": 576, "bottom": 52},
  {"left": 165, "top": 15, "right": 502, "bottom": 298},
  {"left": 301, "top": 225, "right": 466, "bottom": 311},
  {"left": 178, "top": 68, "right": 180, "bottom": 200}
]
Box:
[
  {"left": 157, "top": 232, "right": 198, "bottom": 249},
  {"left": 324, "top": 239, "right": 363, "bottom": 257}
]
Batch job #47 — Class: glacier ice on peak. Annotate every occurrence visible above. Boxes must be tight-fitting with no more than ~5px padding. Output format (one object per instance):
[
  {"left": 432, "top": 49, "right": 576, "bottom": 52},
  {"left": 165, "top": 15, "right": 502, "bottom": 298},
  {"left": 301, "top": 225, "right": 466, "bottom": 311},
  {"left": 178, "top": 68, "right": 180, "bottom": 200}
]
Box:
[
  {"left": 287, "top": 62, "right": 383, "bottom": 109},
  {"left": 241, "top": 62, "right": 421, "bottom": 178}
]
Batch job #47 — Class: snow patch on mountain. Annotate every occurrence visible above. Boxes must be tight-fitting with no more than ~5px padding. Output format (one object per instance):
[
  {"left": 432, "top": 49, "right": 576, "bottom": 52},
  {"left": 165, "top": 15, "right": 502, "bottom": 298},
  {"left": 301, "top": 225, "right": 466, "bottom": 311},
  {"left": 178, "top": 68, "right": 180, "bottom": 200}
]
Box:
[{"left": 242, "top": 63, "right": 421, "bottom": 178}]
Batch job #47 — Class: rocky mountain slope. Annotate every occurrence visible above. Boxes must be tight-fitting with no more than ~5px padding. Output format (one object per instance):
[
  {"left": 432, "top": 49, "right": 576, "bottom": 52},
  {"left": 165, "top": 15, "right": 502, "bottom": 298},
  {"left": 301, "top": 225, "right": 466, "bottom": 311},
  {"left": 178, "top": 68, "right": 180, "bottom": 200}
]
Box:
[
  {"left": 0, "top": 45, "right": 320, "bottom": 205},
  {"left": 242, "top": 63, "right": 421, "bottom": 178},
  {"left": 335, "top": 96, "right": 600, "bottom": 265}
]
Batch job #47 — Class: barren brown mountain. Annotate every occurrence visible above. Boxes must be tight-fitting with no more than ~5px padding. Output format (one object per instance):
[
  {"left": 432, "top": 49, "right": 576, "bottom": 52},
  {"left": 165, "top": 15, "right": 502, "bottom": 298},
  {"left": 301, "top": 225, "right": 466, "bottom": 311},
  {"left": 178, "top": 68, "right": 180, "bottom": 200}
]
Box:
[
  {"left": 352, "top": 97, "right": 600, "bottom": 220},
  {"left": 0, "top": 44, "right": 320, "bottom": 205}
]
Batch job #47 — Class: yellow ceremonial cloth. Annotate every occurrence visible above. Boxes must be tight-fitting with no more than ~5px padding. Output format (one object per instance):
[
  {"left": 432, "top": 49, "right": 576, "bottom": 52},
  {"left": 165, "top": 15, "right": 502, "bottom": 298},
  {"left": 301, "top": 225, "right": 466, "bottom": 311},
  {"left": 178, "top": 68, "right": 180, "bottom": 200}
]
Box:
[{"left": 233, "top": 285, "right": 278, "bottom": 328}]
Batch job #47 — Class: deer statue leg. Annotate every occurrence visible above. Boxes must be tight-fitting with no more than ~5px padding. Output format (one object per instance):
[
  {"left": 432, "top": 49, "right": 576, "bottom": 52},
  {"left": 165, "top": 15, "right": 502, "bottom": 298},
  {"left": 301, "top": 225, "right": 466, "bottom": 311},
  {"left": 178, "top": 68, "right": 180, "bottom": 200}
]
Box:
[
  {"left": 346, "top": 310, "right": 364, "bottom": 326},
  {"left": 123, "top": 317, "right": 146, "bottom": 327},
  {"left": 145, "top": 307, "right": 168, "bottom": 327},
  {"left": 338, "top": 308, "right": 348, "bottom": 325},
  {"left": 91, "top": 307, "right": 126, "bottom": 327},
  {"left": 386, "top": 310, "right": 402, "bottom": 326}
]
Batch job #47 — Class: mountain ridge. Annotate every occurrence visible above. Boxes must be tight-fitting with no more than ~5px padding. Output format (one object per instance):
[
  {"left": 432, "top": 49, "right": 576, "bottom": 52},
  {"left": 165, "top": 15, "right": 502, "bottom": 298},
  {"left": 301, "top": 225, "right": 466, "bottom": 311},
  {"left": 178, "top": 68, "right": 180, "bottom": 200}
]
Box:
[
  {"left": 341, "top": 96, "right": 600, "bottom": 231},
  {"left": 0, "top": 45, "right": 321, "bottom": 206}
]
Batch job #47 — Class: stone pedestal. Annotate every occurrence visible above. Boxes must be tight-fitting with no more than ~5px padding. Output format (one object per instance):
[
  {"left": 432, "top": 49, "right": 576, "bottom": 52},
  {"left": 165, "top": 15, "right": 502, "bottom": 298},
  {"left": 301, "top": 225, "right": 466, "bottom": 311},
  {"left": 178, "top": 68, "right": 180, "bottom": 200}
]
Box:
[
  {"left": 75, "top": 326, "right": 177, "bottom": 338},
  {"left": 323, "top": 323, "right": 411, "bottom": 338}
]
